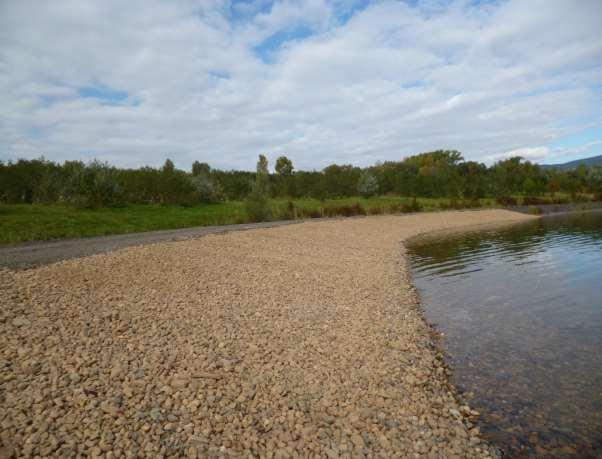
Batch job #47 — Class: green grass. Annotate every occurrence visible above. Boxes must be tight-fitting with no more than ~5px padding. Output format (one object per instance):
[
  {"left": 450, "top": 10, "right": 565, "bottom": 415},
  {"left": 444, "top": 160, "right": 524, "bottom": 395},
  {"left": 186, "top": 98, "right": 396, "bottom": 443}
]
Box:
[
  {"left": 1, "top": 194, "right": 575, "bottom": 245},
  {"left": 0, "top": 203, "right": 249, "bottom": 244}
]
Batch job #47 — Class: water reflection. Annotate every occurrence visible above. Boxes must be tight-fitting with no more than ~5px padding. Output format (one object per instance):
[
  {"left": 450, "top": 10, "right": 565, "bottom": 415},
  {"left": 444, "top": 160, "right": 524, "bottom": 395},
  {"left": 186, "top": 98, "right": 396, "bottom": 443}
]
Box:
[{"left": 408, "top": 211, "right": 602, "bottom": 458}]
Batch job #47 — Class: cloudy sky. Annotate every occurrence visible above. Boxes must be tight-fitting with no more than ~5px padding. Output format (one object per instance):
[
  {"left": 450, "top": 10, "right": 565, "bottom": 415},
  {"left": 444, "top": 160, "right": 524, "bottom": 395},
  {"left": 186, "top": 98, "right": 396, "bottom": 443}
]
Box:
[{"left": 1, "top": 0, "right": 601, "bottom": 171}]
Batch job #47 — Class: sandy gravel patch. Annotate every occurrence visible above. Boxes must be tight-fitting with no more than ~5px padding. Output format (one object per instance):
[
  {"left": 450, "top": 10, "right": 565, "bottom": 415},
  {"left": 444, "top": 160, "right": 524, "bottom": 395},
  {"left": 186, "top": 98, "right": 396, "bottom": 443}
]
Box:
[{"left": 1, "top": 210, "right": 534, "bottom": 458}]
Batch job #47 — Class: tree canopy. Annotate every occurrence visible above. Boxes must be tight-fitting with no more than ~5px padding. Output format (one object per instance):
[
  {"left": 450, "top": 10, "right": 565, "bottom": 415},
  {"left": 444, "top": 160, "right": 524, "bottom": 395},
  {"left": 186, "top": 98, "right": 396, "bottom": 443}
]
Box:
[{"left": 1, "top": 151, "right": 600, "bottom": 207}]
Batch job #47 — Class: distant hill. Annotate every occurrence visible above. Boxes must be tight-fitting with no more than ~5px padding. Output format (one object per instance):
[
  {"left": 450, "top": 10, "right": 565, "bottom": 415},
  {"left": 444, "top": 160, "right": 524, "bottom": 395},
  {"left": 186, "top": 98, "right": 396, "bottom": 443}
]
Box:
[{"left": 540, "top": 154, "right": 602, "bottom": 170}]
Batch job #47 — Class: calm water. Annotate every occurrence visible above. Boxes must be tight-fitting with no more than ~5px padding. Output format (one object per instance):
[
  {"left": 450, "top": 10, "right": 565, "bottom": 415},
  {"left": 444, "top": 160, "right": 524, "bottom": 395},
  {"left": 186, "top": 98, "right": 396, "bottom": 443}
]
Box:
[{"left": 408, "top": 212, "right": 602, "bottom": 458}]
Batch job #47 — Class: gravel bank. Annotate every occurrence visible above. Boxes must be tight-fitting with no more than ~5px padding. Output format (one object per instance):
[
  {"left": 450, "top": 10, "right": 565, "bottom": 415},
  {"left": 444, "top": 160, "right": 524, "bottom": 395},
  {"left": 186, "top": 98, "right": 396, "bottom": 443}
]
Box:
[{"left": 1, "top": 210, "right": 534, "bottom": 458}]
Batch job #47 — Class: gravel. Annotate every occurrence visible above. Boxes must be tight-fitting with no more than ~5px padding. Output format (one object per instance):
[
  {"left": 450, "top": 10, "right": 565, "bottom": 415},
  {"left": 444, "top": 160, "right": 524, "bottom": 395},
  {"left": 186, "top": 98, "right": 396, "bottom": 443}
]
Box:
[{"left": 0, "top": 210, "right": 533, "bottom": 458}]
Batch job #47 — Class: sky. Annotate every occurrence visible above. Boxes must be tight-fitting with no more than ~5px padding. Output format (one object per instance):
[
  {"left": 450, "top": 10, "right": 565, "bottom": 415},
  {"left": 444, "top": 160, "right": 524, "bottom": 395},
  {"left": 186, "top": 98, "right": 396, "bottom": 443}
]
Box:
[{"left": 1, "top": 0, "right": 601, "bottom": 171}]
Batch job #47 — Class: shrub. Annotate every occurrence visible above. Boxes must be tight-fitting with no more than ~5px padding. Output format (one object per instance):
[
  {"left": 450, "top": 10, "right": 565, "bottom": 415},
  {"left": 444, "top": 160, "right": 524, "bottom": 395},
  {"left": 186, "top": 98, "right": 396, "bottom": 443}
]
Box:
[
  {"left": 357, "top": 171, "right": 379, "bottom": 197},
  {"left": 495, "top": 196, "right": 517, "bottom": 206},
  {"left": 548, "top": 196, "right": 569, "bottom": 204},
  {"left": 244, "top": 155, "right": 271, "bottom": 222},
  {"left": 63, "top": 160, "right": 121, "bottom": 208},
  {"left": 401, "top": 198, "right": 422, "bottom": 213},
  {"left": 298, "top": 207, "right": 321, "bottom": 219},
  {"left": 593, "top": 192, "right": 602, "bottom": 202},
  {"left": 387, "top": 202, "right": 403, "bottom": 213},
  {"left": 450, "top": 199, "right": 467, "bottom": 210},
  {"left": 522, "top": 196, "right": 544, "bottom": 206},
  {"left": 367, "top": 206, "right": 383, "bottom": 215},
  {"left": 276, "top": 201, "right": 296, "bottom": 221},
  {"left": 437, "top": 199, "right": 479, "bottom": 210},
  {"left": 572, "top": 194, "right": 591, "bottom": 203},
  {"left": 323, "top": 203, "right": 366, "bottom": 217},
  {"left": 189, "top": 175, "right": 224, "bottom": 204},
  {"left": 438, "top": 200, "right": 451, "bottom": 210},
  {"left": 245, "top": 191, "right": 271, "bottom": 222}
]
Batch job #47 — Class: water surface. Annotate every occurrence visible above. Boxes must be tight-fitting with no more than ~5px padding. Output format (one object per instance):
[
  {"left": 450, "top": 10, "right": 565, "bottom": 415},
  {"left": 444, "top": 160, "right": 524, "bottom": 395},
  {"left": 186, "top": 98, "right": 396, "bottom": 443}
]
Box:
[{"left": 408, "top": 211, "right": 602, "bottom": 458}]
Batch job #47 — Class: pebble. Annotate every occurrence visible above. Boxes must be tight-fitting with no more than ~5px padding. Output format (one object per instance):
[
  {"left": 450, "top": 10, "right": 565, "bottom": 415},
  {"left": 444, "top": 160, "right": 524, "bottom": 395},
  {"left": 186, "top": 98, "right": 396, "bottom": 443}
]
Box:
[{"left": 11, "top": 317, "right": 30, "bottom": 327}]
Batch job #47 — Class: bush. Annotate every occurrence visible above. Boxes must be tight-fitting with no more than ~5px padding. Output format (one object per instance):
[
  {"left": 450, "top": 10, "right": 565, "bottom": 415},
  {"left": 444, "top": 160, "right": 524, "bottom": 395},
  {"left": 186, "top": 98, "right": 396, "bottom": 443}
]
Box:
[
  {"left": 323, "top": 203, "right": 366, "bottom": 217},
  {"left": 357, "top": 171, "right": 379, "bottom": 197},
  {"left": 495, "top": 196, "right": 518, "bottom": 206},
  {"left": 572, "top": 194, "right": 591, "bottom": 203},
  {"left": 189, "top": 175, "right": 224, "bottom": 204},
  {"left": 401, "top": 198, "right": 422, "bottom": 213},
  {"left": 63, "top": 160, "right": 121, "bottom": 208},
  {"left": 367, "top": 206, "right": 383, "bottom": 215},
  {"left": 438, "top": 199, "right": 475, "bottom": 210},
  {"left": 438, "top": 200, "right": 452, "bottom": 210},
  {"left": 245, "top": 191, "right": 271, "bottom": 222},
  {"left": 297, "top": 207, "right": 322, "bottom": 219},
  {"left": 276, "top": 201, "right": 296, "bottom": 221},
  {"left": 307, "top": 209, "right": 322, "bottom": 218},
  {"left": 386, "top": 203, "right": 402, "bottom": 213},
  {"left": 593, "top": 192, "right": 602, "bottom": 202},
  {"left": 522, "top": 196, "right": 545, "bottom": 206},
  {"left": 245, "top": 155, "right": 271, "bottom": 222},
  {"left": 548, "top": 196, "right": 569, "bottom": 204}
]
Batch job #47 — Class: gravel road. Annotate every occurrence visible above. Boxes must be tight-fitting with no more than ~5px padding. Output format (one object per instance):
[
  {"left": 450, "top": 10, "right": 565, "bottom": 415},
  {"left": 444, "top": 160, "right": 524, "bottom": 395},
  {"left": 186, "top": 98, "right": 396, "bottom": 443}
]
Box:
[{"left": 1, "top": 210, "right": 534, "bottom": 458}]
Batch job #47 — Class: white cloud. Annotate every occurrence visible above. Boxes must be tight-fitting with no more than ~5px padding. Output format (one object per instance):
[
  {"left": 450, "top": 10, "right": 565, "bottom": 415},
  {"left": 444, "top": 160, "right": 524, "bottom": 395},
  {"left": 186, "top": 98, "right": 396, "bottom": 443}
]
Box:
[
  {"left": 491, "top": 146, "right": 551, "bottom": 163},
  {"left": 0, "top": 0, "right": 601, "bottom": 170}
]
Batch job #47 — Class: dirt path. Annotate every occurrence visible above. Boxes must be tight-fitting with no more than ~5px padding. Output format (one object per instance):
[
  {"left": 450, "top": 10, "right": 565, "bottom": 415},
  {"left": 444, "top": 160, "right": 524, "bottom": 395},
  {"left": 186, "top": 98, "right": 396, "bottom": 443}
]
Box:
[
  {"left": 0, "top": 221, "right": 300, "bottom": 270},
  {"left": 1, "top": 210, "right": 534, "bottom": 458}
]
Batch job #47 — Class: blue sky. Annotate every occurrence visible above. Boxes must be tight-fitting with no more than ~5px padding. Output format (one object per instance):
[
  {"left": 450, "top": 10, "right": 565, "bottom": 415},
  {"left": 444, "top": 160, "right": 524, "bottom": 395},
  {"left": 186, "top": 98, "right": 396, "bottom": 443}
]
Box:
[
  {"left": 1, "top": 0, "right": 601, "bottom": 170},
  {"left": 78, "top": 86, "right": 129, "bottom": 105}
]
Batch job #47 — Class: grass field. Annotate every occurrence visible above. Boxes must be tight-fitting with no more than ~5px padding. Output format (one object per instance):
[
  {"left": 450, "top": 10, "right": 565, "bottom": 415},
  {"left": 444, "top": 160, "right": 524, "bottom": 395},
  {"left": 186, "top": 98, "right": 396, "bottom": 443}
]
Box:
[{"left": 0, "top": 195, "right": 570, "bottom": 245}]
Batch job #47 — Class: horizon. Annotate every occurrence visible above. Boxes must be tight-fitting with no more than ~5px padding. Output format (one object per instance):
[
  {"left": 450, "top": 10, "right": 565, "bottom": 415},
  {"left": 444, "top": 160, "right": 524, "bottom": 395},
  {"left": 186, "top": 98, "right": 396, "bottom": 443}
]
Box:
[{"left": 1, "top": 0, "right": 601, "bottom": 170}]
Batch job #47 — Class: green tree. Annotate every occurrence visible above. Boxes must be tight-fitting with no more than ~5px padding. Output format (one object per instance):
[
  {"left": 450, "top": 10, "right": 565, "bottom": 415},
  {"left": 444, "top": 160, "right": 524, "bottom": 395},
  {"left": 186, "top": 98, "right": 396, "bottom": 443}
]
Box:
[
  {"left": 323, "top": 164, "right": 361, "bottom": 197},
  {"left": 275, "top": 156, "right": 293, "bottom": 176},
  {"left": 492, "top": 157, "right": 524, "bottom": 196},
  {"left": 192, "top": 161, "right": 211, "bottom": 177},
  {"left": 458, "top": 161, "right": 488, "bottom": 199},
  {"left": 403, "top": 150, "right": 463, "bottom": 197},
  {"left": 190, "top": 174, "right": 223, "bottom": 203},
  {"left": 274, "top": 156, "right": 295, "bottom": 197},
  {"left": 357, "top": 170, "right": 379, "bottom": 197},
  {"left": 63, "top": 160, "right": 120, "bottom": 208},
  {"left": 245, "top": 155, "right": 271, "bottom": 222},
  {"left": 163, "top": 159, "right": 175, "bottom": 173}
]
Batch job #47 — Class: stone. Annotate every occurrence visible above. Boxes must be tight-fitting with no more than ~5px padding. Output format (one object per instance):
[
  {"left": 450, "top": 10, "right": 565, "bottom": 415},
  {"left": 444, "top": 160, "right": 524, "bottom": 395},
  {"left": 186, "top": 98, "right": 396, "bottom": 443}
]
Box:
[
  {"left": 100, "top": 401, "right": 119, "bottom": 416},
  {"left": 149, "top": 408, "right": 163, "bottom": 422},
  {"left": 449, "top": 409, "right": 462, "bottom": 419},
  {"left": 12, "top": 317, "right": 31, "bottom": 327}
]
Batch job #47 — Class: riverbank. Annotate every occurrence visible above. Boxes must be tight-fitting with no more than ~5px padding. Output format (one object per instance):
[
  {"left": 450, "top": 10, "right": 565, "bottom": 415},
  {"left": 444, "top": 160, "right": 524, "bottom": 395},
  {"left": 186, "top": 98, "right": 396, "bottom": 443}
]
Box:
[
  {"left": 509, "top": 201, "right": 602, "bottom": 215},
  {"left": 0, "top": 198, "right": 464, "bottom": 245},
  {"left": 8, "top": 195, "right": 587, "bottom": 245},
  {"left": 1, "top": 210, "right": 534, "bottom": 458}
]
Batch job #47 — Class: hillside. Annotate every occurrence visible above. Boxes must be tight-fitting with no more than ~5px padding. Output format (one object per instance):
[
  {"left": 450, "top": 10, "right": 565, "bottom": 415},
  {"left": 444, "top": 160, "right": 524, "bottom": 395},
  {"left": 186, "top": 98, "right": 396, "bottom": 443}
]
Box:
[{"left": 540, "top": 154, "right": 602, "bottom": 170}]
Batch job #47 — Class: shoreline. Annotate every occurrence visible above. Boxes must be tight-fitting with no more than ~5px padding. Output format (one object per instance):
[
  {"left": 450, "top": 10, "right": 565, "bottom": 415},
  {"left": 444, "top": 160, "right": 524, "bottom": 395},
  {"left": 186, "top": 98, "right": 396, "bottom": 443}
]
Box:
[
  {"left": 400, "top": 214, "right": 543, "bottom": 458},
  {"left": 1, "top": 210, "right": 535, "bottom": 457},
  {"left": 509, "top": 201, "right": 602, "bottom": 216},
  {"left": 4, "top": 203, "right": 601, "bottom": 269}
]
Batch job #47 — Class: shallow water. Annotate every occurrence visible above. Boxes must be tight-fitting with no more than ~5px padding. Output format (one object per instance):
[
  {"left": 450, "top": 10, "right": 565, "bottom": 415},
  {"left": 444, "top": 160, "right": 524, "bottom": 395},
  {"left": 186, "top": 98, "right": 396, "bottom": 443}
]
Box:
[{"left": 408, "top": 211, "right": 602, "bottom": 458}]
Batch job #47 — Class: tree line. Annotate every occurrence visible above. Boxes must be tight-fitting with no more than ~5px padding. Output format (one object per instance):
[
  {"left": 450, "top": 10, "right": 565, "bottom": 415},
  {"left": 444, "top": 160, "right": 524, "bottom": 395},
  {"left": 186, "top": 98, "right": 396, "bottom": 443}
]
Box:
[{"left": 1, "top": 150, "right": 600, "bottom": 208}]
